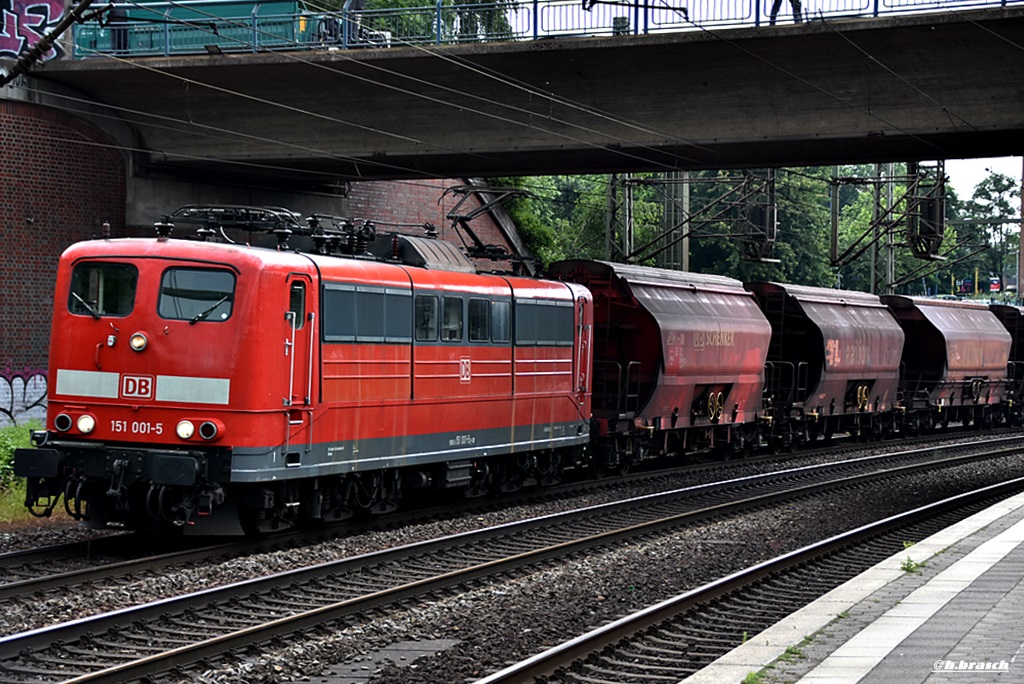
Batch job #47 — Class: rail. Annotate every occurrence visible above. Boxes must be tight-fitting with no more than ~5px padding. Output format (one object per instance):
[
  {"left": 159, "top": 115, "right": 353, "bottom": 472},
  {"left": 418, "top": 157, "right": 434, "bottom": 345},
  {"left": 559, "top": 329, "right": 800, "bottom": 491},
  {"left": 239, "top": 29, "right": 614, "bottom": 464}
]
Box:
[{"left": 70, "top": 0, "right": 1023, "bottom": 58}]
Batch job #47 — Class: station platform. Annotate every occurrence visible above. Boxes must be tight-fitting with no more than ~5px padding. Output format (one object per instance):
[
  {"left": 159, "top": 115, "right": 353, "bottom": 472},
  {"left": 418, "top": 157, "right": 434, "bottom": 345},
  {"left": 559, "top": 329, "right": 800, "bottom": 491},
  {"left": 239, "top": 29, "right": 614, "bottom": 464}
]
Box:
[{"left": 684, "top": 490, "right": 1024, "bottom": 684}]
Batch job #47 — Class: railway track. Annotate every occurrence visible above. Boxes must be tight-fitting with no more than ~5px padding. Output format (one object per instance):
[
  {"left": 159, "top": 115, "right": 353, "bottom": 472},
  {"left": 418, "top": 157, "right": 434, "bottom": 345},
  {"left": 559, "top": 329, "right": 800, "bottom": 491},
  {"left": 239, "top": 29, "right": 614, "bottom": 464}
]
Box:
[
  {"left": 1, "top": 435, "right": 1023, "bottom": 683},
  {"left": 0, "top": 428, "right": 1011, "bottom": 604},
  {"left": 476, "top": 478, "right": 1024, "bottom": 683}
]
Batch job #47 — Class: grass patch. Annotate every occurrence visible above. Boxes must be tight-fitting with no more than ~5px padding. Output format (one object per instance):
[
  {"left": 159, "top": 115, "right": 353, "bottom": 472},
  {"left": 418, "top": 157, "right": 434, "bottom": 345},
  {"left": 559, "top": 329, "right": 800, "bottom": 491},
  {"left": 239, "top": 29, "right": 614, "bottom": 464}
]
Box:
[{"left": 0, "top": 421, "right": 45, "bottom": 525}]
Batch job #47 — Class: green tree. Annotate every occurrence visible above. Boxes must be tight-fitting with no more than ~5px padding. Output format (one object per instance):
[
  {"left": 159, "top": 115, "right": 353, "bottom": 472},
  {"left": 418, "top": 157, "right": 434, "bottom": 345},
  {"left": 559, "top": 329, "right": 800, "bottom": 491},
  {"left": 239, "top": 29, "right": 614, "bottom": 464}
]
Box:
[
  {"left": 960, "top": 173, "right": 1020, "bottom": 298},
  {"left": 326, "top": 0, "right": 515, "bottom": 43}
]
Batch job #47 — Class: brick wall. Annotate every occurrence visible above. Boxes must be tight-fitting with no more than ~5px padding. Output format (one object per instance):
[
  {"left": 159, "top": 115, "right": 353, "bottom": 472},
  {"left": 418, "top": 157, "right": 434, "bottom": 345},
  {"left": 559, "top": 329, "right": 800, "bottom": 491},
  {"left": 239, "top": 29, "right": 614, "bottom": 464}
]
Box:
[
  {"left": 0, "top": 101, "right": 126, "bottom": 375},
  {"left": 347, "top": 179, "right": 514, "bottom": 254}
]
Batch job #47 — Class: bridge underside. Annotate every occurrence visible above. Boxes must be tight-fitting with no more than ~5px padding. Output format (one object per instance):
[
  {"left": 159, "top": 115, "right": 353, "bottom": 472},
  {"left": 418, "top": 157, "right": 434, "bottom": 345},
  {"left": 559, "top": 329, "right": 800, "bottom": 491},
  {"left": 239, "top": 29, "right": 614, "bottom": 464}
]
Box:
[{"left": 32, "top": 7, "right": 1024, "bottom": 183}]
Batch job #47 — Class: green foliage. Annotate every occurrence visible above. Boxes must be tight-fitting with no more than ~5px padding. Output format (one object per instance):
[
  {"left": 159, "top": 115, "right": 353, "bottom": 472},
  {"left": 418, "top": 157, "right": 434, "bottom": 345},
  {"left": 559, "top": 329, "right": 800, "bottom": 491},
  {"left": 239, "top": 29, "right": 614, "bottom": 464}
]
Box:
[
  {"left": 779, "top": 644, "right": 806, "bottom": 663},
  {"left": 959, "top": 173, "right": 1021, "bottom": 298},
  {"left": 321, "top": 0, "right": 516, "bottom": 44},
  {"left": 0, "top": 423, "right": 37, "bottom": 491},
  {"left": 901, "top": 556, "right": 926, "bottom": 574},
  {"left": 496, "top": 175, "right": 610, "bottom": 269},
  {"left": 497, "top": 165, "right": 1018, "bottom": 294}
]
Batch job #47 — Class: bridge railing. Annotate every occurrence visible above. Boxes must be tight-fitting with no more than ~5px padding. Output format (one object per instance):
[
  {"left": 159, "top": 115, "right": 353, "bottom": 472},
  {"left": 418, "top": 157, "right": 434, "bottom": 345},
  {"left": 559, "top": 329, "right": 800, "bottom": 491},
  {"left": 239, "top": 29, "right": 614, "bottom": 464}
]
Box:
[{"left": 70, "top": 0, "right": 1020, "bottom": 58}]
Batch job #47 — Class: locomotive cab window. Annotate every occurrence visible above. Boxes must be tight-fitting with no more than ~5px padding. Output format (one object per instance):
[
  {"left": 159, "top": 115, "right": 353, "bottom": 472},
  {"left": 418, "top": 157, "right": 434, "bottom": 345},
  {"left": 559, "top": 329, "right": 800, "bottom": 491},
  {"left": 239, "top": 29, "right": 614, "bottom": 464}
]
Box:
[
  {"left": 159, "top": 268, "right": 235, "bottom": 323},
  {"left": 289, "top": 282, "right": 306, "bottom": 330},
  {"left": 68, "top": 262, "right": 138, "bottom": 317}
]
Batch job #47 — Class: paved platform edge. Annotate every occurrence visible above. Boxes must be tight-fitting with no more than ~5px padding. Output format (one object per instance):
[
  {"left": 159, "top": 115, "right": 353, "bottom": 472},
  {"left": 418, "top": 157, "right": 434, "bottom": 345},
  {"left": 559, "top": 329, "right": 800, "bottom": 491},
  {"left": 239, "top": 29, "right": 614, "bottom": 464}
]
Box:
[{"left": 680, "top": 490, "right": 1024, "bottom": 684}]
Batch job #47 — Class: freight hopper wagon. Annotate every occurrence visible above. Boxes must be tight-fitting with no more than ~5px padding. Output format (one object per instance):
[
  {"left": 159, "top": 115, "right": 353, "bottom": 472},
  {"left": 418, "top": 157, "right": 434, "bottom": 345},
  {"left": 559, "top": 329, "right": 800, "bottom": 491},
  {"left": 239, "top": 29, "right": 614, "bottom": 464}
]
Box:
[
  {"left": 989, "top": 304, "right": 1024, "bottom": 425},
  {"left": 747, "top": 283, "right": 905, "bottom": 446},
  {"left": 882, "top": 296, "right": 1011, "bottom": 431},
  {"left": 549, "top": 260, "right": 771, "bottom": 465}
]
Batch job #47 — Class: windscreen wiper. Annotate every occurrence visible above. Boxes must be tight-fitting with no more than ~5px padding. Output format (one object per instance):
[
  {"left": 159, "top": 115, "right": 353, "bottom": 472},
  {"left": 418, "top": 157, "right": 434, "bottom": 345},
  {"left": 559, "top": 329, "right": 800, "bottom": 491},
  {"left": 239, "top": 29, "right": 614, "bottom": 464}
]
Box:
[
  {"left": 189, "top": 295, "right": 230, "bottom": 325},
  {"left": 71, "top": 292, "right": 101, "bottom": 319}
]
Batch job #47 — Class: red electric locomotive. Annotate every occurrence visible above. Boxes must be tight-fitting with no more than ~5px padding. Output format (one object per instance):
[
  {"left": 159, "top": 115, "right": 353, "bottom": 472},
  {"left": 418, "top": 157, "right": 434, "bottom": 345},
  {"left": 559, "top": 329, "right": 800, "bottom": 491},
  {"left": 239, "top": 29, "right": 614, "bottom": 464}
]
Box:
[{"left": 15, "top": 207, "right": 593, "bottom": 534}]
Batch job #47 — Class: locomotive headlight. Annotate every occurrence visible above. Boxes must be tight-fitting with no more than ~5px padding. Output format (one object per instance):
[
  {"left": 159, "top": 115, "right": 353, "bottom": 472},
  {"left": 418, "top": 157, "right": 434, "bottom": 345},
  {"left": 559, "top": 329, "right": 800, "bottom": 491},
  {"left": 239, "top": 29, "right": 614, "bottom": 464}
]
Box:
[
  {"left": 54, "top": 413, "right": 73, "bottom": 432},
  {"left": 176, "top": 420, "right": 195, "bottom": 440},
  {"left": 76, "top": 414, "right": 96, "bottom": 434},
  {"left": 129, "top": 332, "right": 148, "bottom": 351}
]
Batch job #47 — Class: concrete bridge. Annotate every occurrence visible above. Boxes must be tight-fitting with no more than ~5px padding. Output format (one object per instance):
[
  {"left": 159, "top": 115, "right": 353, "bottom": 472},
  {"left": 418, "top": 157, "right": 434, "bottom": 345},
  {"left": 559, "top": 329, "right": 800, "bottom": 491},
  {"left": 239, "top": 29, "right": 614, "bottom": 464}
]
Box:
[{"left": 28, "top": 6, "right": 1024, "bottom": 184}]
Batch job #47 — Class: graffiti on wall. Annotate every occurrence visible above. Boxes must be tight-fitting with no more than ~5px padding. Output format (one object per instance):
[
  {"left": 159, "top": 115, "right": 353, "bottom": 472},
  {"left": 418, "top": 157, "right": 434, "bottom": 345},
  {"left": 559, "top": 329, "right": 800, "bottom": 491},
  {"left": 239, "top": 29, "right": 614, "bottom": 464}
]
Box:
[
  {"left": 1, "top": 0, "right": 65, "bottom": 61},
  {"left": 1, "top": 366, "right": 47, "bottom": 427}
]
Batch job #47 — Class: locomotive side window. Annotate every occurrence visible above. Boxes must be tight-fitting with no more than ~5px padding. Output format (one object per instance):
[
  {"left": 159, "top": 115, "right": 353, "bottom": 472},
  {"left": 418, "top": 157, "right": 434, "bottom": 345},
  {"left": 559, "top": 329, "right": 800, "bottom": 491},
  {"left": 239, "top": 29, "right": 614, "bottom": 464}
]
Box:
[
  {"left": 289, "top": 282, "right": 306, "bottom": 330},
  {"left": 385, "top": 290, "right": 412, "bottom": 342},
  {"left": 324, "top": 284, "right": 411, "bottom": 343},
  {"left": 468, "top": 299, "right": 489, "bottom": 342},
  {"left": 159, "top": 268, "right": 235, "bottom": 323},
  {"left": 491, "top": 301, "right": 511, "bottom": 343},
  {"left": 516, "top": 300, "right": 573, "bottom": 346},
  {"left": 323, "top": 286, "right": 357, "bottom": 340},
  {"left": 68, "top": 262, "right": 138, "bottom": 317},
  {"left": 358, "top": 290, "right": 386, "bottom": 341},
  {"left": 539, "top": 301, "right": 574, "bottom": 346},
  {"left": 415, "top": 295, "right": 438, "bottom": 341},
  {"left": 515, "top": 301, "right": 536, "bottom": 344},
  {"left": 442, "top": 296, "right": 463, "bottom": 342}
]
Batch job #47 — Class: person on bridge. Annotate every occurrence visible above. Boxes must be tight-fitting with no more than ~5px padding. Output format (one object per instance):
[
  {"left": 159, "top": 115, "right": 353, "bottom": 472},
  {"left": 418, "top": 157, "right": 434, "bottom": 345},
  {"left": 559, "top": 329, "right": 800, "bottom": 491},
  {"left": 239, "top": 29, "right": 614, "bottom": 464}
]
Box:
[{"left": 769, "top": 0, "right": 802, "bottom": 25}]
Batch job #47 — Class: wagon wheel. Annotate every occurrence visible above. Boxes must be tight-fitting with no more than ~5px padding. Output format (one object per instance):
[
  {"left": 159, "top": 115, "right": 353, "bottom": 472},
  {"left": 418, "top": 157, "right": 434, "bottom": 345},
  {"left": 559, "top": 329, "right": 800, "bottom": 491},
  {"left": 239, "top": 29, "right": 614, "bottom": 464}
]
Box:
[
  {"left": 870, "top": 417, "right": 886, "bottom": 441},
  {"left": 770, "top": 425, "right": 794, "bottom": 454},
  {"left": 906, "top": 413, "right": 920, "bottom": 437},
  {"left": 821, "top": 420, "right": 834, "bottom": 444}
]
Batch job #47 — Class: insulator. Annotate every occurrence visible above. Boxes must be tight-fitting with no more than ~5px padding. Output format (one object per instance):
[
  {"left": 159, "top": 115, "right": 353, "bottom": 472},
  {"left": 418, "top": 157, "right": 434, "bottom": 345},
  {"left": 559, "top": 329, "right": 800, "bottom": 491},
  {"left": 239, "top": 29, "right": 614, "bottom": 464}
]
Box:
[{"left": 154, "top": 218, "right": 174, "bottom": 238}]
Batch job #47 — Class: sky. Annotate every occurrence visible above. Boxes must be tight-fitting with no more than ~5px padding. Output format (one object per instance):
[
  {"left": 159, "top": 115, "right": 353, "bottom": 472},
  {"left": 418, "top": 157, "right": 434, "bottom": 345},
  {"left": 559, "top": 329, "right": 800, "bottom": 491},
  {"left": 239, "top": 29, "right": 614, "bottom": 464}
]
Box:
[{"left": 945, "top": 156, "right": 1022, "bottom": 209}]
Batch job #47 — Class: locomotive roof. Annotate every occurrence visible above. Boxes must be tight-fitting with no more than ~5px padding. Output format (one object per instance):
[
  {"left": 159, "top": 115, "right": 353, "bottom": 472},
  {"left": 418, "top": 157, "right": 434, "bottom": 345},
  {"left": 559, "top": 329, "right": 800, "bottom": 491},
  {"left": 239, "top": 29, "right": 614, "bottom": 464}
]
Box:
[{"left": 60, "top": 236, "right": 315, "bottom": 270}]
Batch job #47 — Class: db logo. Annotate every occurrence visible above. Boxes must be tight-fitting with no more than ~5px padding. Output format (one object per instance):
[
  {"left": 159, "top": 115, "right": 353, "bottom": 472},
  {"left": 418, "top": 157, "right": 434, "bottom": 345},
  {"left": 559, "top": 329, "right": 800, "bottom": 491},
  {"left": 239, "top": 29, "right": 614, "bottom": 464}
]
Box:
[
  {"left": 459, "top": 357, "right": 472, "bottom": 384},
  {"left": 121, "top": 375, "right": 155, "bottom": 399}
]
